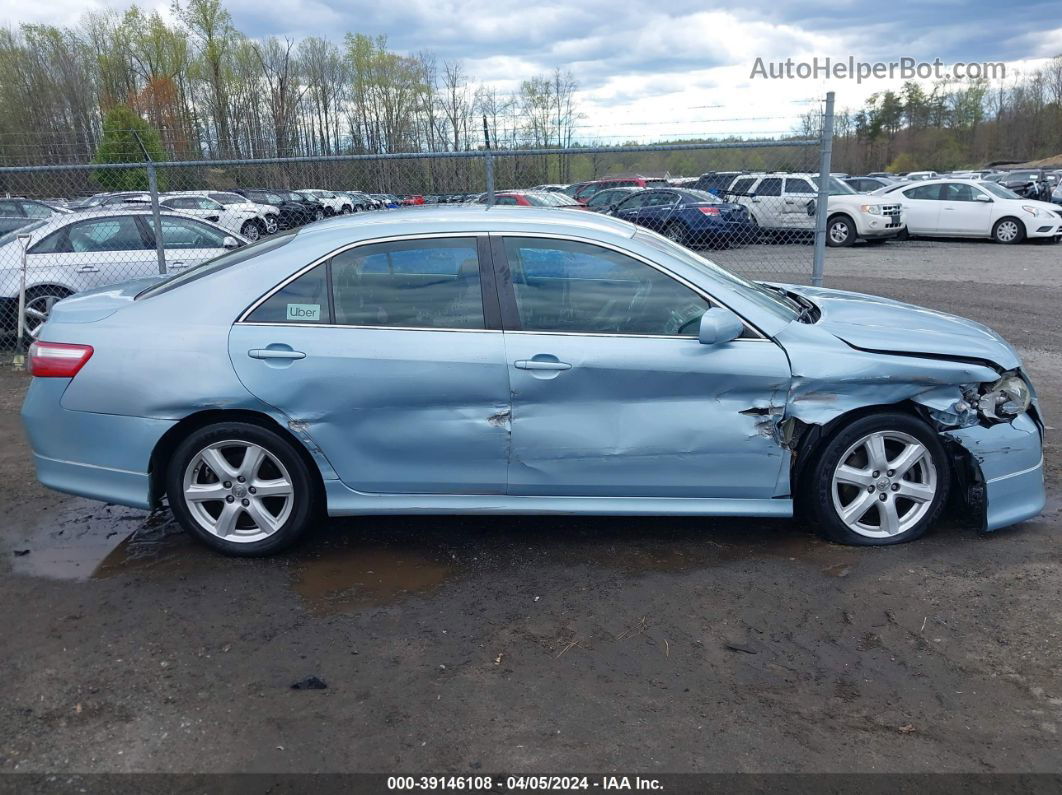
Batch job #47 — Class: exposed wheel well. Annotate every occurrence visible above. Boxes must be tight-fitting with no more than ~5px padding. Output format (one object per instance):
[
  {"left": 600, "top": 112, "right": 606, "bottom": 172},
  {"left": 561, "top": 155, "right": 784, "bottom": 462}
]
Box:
[
  {"left": 789, "top": 401, "right": 949, "bottom": 503},
  {"left": 148, "top": 409, "right": 327, "bottom": 509}
]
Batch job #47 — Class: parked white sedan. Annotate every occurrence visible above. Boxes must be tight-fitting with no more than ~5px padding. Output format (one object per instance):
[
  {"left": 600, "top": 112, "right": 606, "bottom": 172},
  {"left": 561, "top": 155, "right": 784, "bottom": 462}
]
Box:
[
  {"left": 0, "top": 209, "right": 246, "bottom": 336},
  {"left": 874, "top": 179, "right": 1062, "bottom": 243}
]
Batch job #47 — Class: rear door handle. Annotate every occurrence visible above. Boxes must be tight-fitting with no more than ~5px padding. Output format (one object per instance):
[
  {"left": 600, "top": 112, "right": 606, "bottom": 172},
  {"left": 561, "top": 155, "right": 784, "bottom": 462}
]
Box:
[
  {"left": 248, "top": 348, "right": 306, "bottom": 360},
  {"left": 515, "top": 359, "right": 571, "bottom": 371},
  {"left": 76, "top": 265, "right": 99, "bottom": 273}
]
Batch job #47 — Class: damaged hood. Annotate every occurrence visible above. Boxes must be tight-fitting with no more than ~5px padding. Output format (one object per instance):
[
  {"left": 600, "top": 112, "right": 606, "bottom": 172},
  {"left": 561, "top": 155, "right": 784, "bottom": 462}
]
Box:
[{"left": 779, "top": 284, "right": 1020, "bottom": 370}]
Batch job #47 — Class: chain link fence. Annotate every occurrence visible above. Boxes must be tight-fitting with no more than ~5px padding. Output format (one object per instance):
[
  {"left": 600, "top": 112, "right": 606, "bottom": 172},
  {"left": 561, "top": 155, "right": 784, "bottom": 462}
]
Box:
[{"left": 0, "top": 96, "right": 836, "bottom": 349}]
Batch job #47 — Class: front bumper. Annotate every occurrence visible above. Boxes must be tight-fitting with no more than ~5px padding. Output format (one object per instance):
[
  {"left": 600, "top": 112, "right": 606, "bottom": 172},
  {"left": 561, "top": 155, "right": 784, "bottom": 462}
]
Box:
[{"left": 946, "top": 412, "right": 1046, "bottom": 532}]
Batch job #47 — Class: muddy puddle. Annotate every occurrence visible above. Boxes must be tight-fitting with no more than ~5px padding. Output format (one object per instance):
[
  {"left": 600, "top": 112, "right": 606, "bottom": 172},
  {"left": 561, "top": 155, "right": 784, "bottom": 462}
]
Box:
[
  {"left": 9, "top": 503, "right": 867, "bottom": 610},
  {"left": 291, "top": 539, "right": 456, "bottom": 615}
]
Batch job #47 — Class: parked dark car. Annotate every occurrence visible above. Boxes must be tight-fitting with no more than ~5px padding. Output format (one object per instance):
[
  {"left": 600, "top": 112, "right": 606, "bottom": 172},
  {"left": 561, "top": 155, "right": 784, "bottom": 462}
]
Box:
[
  {"left": 691, "top": 171, "right": 745, "bottom": 196},
  {"left": 584, "top": 186, "right": 644, "bottom": 213},
  {"left": 0, "top": 197, "right": 65, "bottom": 233},
  {"left": 233, "top": 189, "right": 313, "bottom": 228},
  {"left": 567, "top": 177, "right": 669, "bottom": 205},
  {"left": 997, "top": 170, "right": 1057, "bottom": 202},
  {"left": 609, "top": 188, "right": 754, "bottom": 247},
  {"left": 845, "top": 176, "right": 903, "bottom": 193},
  {"left": 277, "top": 189, "right": 327, "bottom": 222},
  {"left": 338, "top": 191, "right": 375, "bottom": 211}
]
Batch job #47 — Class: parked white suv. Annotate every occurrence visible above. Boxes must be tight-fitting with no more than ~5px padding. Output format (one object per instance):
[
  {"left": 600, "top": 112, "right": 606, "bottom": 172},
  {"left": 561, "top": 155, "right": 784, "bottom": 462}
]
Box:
[
  {"left": 170, "top": 190, "right": 282, "bottom": 234},
  {"left": 159, "top": 194, "right": 269, "bottom": 241},
  {"left": 725, "top": 173, "right": 905, "bottom": 246},
  {"left": 295, "top": 189, "right": 352, "bottom": 216}
]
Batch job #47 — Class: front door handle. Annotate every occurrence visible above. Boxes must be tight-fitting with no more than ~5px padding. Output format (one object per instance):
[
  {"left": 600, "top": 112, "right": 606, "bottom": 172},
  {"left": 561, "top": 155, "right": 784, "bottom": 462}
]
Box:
[
  {"left": 76, "top": 265, "right": 99, "bottom": 273},
  {"left": 515, "top": 359, "right": 571, "bottom": 371},
  {"left": 248, "top": 348, "right": 306, "bottom": 360}
]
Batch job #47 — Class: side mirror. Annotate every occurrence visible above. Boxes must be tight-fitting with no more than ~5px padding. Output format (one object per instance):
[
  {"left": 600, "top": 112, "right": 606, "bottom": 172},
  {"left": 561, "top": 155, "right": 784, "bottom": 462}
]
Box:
[
  {"left": 223, "top": 235, "right": 241, "bottom": 249},
  {"left": 698, "top": 307, "right": 744, "bottom": 345},
  {"left": 974, "top": 194, "right": 992, "bottom": 202}
]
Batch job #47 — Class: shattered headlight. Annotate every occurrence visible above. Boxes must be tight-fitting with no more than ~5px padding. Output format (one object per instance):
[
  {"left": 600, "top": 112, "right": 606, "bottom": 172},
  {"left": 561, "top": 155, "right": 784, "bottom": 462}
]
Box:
[{"left": 977, "top": 375, "right": 1032, "bottom": 421}]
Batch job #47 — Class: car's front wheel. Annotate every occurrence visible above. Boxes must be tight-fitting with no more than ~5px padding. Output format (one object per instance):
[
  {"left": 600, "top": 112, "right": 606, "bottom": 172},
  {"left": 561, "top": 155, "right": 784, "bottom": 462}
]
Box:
[
  {"left": 240, "top": 220, "right": 261, "bottom": 241},
  {"left": 992, "top": 217, "right": 1025, "bottom": 244},
  {"left": 167, "top": 422, "right": 318, "bottom": 556},
  {"left": 826, "top": 214, "right": 856, "bottom": 247},
  {"left": 805, "top": 412, "right": 949, "bottom": 545},
  {"left": 264, "top": 214, "right": 279, "bottom": 234}
]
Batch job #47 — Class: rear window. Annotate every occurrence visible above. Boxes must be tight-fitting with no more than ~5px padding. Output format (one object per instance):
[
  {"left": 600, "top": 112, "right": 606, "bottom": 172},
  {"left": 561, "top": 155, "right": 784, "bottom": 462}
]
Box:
[{"left": 137, "top": 232, "right": 296, "bottom": 300}]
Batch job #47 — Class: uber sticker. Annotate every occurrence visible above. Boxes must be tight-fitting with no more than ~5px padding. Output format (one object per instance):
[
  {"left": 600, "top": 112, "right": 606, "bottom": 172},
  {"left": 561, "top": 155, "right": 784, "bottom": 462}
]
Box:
[{"left": 286, "top": 303, "right": 321, "bottom": 321}]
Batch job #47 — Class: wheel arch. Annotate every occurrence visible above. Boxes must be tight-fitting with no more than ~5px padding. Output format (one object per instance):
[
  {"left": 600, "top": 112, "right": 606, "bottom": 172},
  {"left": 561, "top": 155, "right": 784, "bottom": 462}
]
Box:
[
  {"left": 789, "top": 400, "right": 953, "bottom": 502},
  {"left": 148, "top": 408, "right": 327, "bottom": 509}
]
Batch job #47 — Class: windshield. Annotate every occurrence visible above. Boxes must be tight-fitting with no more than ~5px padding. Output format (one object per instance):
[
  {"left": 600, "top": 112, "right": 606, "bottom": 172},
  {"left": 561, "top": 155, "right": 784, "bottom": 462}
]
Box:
[
  {"left": 981, "top": 182, "right": 1021, "bottom": 200},
  {"left": 811, "top": 176, "right": 856, "bottom": 195},
  {"left": 633, "top": 228, "right": 798, "bottom": 322},
  {"left": 0, "top": 220, "right": 46, "bottom": 247},
  {"left": 137, "top": 232, "right": 295, "bottom": 300}
]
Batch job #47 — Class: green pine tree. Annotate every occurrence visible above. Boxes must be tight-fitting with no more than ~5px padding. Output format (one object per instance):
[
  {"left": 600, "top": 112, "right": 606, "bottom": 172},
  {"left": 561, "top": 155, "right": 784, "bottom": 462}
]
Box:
[{"left": 91, "top": 106, "right": 168, "bottom": 191}]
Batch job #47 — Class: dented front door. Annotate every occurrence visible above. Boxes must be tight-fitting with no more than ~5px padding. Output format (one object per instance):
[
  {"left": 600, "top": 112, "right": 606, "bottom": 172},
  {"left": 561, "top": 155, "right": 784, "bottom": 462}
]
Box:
[{"left": 494, "top": 234, "right": 793, "bottom": 498}]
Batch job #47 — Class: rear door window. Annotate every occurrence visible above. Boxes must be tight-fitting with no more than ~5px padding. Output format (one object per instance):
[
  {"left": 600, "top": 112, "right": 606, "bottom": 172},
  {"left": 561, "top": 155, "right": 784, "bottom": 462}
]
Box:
[{"left": 330, "top": 238, "right": 484, "bottom": 329}]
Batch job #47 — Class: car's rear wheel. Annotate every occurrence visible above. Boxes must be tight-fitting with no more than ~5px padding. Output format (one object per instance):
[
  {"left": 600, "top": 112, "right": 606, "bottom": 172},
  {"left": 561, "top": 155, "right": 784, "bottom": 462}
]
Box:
[
  {"left": 22, "top": 285, "right": 73, "bottom": 340},
  {"left": 313, "top": 208, "right": 325, "bottom": 222},
  {"left": 340, "top": 204, "right": 352, "bottom": 214},
  {"left": 167, "top": 422, "right": 318, "bottom": 556},
  {"left": 992, "top": 217, "right": 1025, "bottom": 244},
  {"left": 826, "top": 214, "right": 856, "bottom": 247},
  {"left": 240, "top": 220, "right": 261, "bottom": 241},
  {"left": 804, "top": 412, "right": 949, "bottom": 545},
  {"left": 664, "top": 221, "right": 687, "bottom": 246}
]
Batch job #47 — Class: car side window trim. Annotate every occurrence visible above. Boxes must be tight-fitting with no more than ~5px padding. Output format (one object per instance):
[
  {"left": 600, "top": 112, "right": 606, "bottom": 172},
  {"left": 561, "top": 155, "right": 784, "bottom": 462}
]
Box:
[
  {"left": 486, "top": 232, "right": 767, "bottom": 341},
  {"left": 237, "top": 232, "right": 504, "bottom": 332}
]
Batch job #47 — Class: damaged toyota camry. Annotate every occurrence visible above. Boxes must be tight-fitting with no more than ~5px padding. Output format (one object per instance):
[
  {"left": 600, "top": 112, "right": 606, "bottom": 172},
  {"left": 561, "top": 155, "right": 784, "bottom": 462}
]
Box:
[{"left": 21, "top": 207, "right": 1045, "bottom": 555}]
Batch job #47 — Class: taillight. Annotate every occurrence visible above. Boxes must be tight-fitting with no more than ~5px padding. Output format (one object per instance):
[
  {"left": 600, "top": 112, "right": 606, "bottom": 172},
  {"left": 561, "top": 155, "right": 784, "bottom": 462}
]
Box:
[
  {"left": 28, "top": 341, "right": 94, "bottom": 378},
  {"left": 697, "top": 206, "right": 721, "bottom": 216}
]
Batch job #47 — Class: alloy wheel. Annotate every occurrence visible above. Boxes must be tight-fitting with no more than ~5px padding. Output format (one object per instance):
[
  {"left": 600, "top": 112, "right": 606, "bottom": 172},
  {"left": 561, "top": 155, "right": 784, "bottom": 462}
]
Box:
[
  {"left": 23, "top": 292, "right": 67, "bottom": 338},
  {"left": 182, "top": 441, "right": 294, "bottom": 543},
  {"left": 830, "top": 430, "right": 937, "bottom": 539},
  {"left": 241, "top": 221, "right": 260, "bottom": 241},
  {"left": 829, "top": 220, "right": 850, "bottom": 244},
  {"left": 264, "top": 215, "right": 279, "bottom": 234}
]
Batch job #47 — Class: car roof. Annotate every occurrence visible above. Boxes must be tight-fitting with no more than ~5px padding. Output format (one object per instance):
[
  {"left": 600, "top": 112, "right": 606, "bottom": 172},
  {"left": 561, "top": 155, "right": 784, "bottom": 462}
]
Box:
[{"left": 290, "top": 205, "right": 638, "bottom": 247}]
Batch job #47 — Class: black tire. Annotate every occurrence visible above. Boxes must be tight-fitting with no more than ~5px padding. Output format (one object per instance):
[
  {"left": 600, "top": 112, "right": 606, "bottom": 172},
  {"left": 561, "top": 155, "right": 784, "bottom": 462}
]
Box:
[
  {"left": 664, "top": 221, "right": 688, "bottom": 246},
  {"left": 340, "top": 204, "right": 352, "bottom": 215},
  {"left": 803, "top": 412, "right": 950, "bottom": 546},
  {"left": 992, "top": 217, "right": 1026, "bottom": 244},
  {"left": 314, "top": 208, "right": 325, "bottom": 221},
  {"left": 323, "top": 207, "right": 335, "bottom": 217},
  {"left": 240, "top": 220, "right": 261, "bottom": 241},
  {"left": 826, "top": 214, "right": 856, "bottom": 247},
  {"left": 167, "top": 421, "right": 319, "bottom": 556},
  {"left": 896, "top": 227, "right": 910, "bottom": 241}
]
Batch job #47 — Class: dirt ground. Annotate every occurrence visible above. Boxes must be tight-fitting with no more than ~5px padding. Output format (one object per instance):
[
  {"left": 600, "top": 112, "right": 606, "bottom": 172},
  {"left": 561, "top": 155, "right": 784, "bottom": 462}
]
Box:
[{"left": 1, "top": 238, "right": 1060, "bottom": 775}]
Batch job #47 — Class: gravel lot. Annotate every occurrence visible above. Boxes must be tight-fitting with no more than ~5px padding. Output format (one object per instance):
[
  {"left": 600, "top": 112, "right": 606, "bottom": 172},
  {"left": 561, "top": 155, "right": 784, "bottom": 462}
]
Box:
[{"left": 1, "top": 238, "right": 1060, "bottom": 775}]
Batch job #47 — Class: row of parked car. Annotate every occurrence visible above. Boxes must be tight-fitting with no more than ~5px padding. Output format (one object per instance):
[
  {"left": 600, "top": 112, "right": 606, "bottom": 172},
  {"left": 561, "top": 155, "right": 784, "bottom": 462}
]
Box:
[
  {"left": 3, "top": 167, "right": 1060, "bottom": 339},
  {"left": 495, "top": 169, "right": 1062, "bottom": 247}
]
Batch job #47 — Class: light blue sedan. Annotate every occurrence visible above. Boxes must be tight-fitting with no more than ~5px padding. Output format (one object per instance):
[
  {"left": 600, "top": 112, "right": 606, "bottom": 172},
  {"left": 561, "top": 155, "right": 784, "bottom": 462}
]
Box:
[{"left": 21, "top": 207, "right": 1045, "bottom": 555}]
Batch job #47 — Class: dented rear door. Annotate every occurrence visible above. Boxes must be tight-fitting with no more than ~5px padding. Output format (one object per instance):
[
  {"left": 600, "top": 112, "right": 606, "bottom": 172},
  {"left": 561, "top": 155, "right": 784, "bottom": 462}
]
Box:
[{"left": 229, "top": 234, "right": 511, "bottom": 495}]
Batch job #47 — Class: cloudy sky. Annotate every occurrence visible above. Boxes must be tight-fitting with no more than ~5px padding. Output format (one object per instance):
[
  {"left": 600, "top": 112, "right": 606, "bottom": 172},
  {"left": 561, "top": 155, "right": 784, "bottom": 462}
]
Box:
[{"left": 4, "top": 0, "right": 1062, "bottom": 140}]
